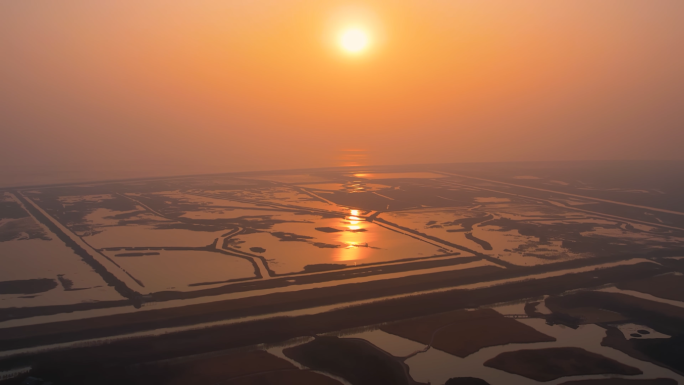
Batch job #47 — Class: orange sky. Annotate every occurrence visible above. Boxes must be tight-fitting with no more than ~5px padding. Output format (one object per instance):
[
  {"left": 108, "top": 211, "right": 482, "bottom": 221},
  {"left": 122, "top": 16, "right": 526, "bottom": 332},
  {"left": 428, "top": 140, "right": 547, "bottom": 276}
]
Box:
[{"left": 1, "top": 1, "right": 683, "bottom": 185}]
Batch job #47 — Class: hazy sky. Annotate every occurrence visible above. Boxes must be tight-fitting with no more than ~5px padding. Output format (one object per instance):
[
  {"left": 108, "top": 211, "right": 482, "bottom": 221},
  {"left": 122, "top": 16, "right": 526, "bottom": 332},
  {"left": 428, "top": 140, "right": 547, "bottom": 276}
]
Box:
[{"left": 2, "top": 1, "right": 683, "bottom": 186}]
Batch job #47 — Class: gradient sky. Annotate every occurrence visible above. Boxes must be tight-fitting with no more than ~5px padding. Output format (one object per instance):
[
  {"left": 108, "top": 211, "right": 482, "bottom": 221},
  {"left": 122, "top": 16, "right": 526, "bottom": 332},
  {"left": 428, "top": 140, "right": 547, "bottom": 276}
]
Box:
[{"left": 1, "top": 1, "right": 683, "bottom": 186}]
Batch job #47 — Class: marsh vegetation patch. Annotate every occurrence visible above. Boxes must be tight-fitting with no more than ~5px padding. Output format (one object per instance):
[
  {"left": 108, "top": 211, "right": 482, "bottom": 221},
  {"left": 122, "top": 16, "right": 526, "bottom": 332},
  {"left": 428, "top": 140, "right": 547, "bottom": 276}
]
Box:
[
  {"left": 381, "top": 308, "right": 555, "bottom": 357},
  {"left": 484, "top": 347, "right": 641, "bottom": 381}
]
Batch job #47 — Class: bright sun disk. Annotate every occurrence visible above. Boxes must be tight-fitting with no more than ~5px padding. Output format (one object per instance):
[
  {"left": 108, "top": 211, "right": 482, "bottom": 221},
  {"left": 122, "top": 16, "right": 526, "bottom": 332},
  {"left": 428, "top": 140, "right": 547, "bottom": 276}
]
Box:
[{"left": 340, "top": 28, "right": 369, "bottom": 54}]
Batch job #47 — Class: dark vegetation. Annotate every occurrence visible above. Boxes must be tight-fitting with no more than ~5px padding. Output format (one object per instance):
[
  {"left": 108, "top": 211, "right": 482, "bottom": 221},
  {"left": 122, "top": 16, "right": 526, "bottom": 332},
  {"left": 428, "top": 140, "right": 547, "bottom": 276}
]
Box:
[
  {"left": 445, "top": 378, "right": 490, "bottom": 385},
  {"left": 602, "top": 328, "right": 684, "bottom": 375},
  {"left": 441, "top": 214, "right": 493, "bottom": 233},
  {"left": 546, "top": 291, "right": 684, "bottom": 336},
  {"left": 312, "top": 242, "right": 343, "bottom": 248},
  {"left": 270, "top": 231, "right": 314, "bottom": 242},
  {"left": 56, "top": 275, "right": 74, "bottom": 291},
  {"left": 545, "top": 289, "right": 684, "bottom": 374},
  {"left": 303, "top": 264, "right": 347, "bottom": 273},
  {"left": 3, "top": 164, "right": 684, "bottom": 383},
  {"left": 0, "top": 256, "right": 666, "bottom": 334},
  {"left": 381, "top": 308, "right": 554, "bottom": 357},
  {"left": 13, "top": 193, "right": 140, "bottom": 301},
  {"left": 0, "top": 217, "right": 50, "bottom": 242},
  {"left": 464, "top": 232, "right": 492, "bottom": 250},
  {"left": 315, "top": 227, "right": 343, "bottom": 233},
  {"left": 0, "top": 197, "right": 49, "bottom": 241},
  {"left": 0, "top": 263, "right": 665, "bottom": 372},
  {"left": 0, "top": 255, "right": 476, "bottom": 323},
  {"left": 525, "top": 301, "right": 582, "bottom": 328},
  {"left": 372, "top": 217, "right": 513, "bottom": 268},
  {"left": 14, "top": 348, "right": 341, "bottom": 385},
  {"left": 435, "top": 160, "right": 684, "bottom": 227},
  {"left": 0, "top": 279, "right": 57, "bottom": 295},
  {"left": 284, "top": 336, "right": 422, "bottom": 385},
  {"left": 558, "top": 379, "right": 677, "bottom": 385},
  {"left": 31, "top": 193, "right": 138, "bottom": 235},
  {"left": 0, "top": 200, "right": 29, "bottom": 219},
  {"left": 29, "top": 186, "right": 307, "bottom": 239},
  {"left": 487, "top": 217, "right": 684, "bottom": 257},
  {"left": 630, "top": 336, "right": 684, "bottom": 373},
  {"left": 616, "top": 273, "right": 684, "bottom": 302},
  {"left": 484, "top": 347, "right": 641, "bottom": 381}
]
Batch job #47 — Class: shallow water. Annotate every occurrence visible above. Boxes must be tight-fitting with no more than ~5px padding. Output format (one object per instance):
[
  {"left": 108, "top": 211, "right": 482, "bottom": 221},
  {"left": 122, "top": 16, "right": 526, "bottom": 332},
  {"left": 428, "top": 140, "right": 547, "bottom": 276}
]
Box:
[
  {"left": 0, "top": 208, "right": 123, "bottom": 308},
  {"left": 381, "top": 207, "right": 590, "bottom": 266},
  {"left": 0, "top": 258, "right": 654, "bottom": 363},
  {"left": 230, "top": 214, "right": 455, "bottom": 274},
  {"left": 266, "top": 337, "right": 354, "bottom": 385},
  {"left": 85, "top": 226, "right": 228, "bottom": 249},
  {"left": 101, "top": 249, "right": 257, "bottom": 292},
  {"left": 297, "top": 182, "right": 390, "bottom": 193},
  {"left": 0, "top": 259, "right": 497, "bottom": 330},
  {"left": 381, "top": 199, "right": 681, "bottom": 268},
  {"left": 227, "top": 186, "right": 342, "bottom": 212},
  {"left": 158, "top": 191, "right": 269, "bottom": 210},
  {"left": 340, "top": 329, "right": 425, "bottom": 357},
  {"left": 404, "top": 302, "right": 684, "bottom": 384},
  {"left": 22, "top": 195, "right": 145, "bottom": 291},
  {"left": 617, "top": 323, "right": 670, "bottom": 340},
  {"left": 57, "top": 195, "right": 114, "bottom": 204}
]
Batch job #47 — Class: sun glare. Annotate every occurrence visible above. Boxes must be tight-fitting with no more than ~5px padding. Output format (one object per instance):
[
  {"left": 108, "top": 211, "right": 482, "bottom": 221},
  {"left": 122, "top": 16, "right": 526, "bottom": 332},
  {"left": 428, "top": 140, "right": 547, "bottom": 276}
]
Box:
[{"left": 339, "top": 28, "right": 369, "bottom": 54}]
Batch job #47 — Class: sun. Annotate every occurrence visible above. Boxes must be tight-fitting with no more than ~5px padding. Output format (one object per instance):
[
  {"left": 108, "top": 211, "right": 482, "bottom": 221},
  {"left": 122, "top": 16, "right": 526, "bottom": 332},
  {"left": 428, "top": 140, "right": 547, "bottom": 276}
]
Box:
[{"left": 339, "top": 28, "right": 370, "bottom": 54}]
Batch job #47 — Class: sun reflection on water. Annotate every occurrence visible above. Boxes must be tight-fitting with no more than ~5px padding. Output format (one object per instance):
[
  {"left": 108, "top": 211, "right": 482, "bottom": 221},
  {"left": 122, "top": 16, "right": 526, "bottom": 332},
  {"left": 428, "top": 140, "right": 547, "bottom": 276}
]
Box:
[{"left": 333, "top": 209, "right": 373, "bottom": 262}]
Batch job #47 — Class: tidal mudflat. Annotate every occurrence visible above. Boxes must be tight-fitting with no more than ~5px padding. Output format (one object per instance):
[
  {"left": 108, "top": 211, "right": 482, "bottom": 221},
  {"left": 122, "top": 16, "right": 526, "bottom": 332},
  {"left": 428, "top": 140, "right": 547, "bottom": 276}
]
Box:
[
  {"left": 0, "top": 193, "right": 123, "bottom": 309},
  {"left": 1, "top": 162, "right": 684, "bottom": 384}
]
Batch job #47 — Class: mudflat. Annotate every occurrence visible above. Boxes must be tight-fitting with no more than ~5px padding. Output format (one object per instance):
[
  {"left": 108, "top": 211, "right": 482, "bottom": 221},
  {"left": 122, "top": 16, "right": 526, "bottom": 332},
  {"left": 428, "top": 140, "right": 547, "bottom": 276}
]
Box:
[{"left": 0, "top": 263, "right": 662, "bottom": 365}]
